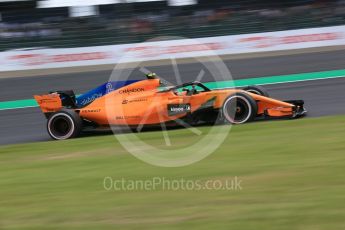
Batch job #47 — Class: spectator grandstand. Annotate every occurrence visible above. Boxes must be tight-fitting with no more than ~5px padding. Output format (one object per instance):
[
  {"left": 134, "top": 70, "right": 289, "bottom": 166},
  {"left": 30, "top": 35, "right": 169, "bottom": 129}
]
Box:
[{"left": 0, "top": 0, "right": 344, "bottom": 51}]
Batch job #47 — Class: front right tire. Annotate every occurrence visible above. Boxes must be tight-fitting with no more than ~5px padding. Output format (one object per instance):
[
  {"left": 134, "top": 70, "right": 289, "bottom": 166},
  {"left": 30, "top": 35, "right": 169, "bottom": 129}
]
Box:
[
  {"left": 47, "top": 109, "right": 82, "bottom": 140},
  {"left": 222, "top": 93, "right": 258, "bottom": 124},
  {"left": 243, "top": 85, "right": 269, "bottom": 97}
]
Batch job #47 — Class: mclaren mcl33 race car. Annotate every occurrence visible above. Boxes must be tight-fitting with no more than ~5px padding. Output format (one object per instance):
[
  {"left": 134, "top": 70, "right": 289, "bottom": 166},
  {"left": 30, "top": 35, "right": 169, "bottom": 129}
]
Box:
[{"left": 34, "top": 73, "right": 306, "bottom": 140}]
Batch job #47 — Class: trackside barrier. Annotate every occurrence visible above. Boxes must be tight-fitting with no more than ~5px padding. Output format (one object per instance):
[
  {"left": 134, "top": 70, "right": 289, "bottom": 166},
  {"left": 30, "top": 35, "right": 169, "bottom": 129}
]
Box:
[{"left": 0, "top": 25, "right": 344, "bottom": 72}]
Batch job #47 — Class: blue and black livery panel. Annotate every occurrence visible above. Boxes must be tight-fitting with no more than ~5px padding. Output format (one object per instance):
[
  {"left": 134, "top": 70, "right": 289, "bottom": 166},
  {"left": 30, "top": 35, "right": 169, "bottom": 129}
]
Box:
[{"left": 76, "top": 80, "right": 140, "bottom": 107}]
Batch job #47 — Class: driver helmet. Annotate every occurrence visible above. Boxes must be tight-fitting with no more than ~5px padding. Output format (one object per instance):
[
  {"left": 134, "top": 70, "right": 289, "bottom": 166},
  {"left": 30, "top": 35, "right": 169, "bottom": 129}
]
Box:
[{"left": 146, "top": 72, "right": 157, "bottom": 79}]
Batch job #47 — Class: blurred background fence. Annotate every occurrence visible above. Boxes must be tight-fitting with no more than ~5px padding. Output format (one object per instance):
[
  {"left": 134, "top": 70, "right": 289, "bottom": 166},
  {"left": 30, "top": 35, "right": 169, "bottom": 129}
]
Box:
[{"left": 0, "top": 0, "right": 344, "bottom": 51}]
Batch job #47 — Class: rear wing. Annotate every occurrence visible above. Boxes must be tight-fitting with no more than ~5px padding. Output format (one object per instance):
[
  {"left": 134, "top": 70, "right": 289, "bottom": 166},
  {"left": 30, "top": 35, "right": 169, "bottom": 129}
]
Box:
[{"left": 34, "top": 94, "right": 62, "bottom": 114}]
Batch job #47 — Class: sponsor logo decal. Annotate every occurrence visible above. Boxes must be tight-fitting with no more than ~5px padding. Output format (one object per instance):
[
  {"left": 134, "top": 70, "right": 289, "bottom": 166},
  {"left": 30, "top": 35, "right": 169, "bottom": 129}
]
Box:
[
  {"left": 168, "top": 104, "right": 191, "bottom": 116},
  {"left": 39, "top": 99, "right": 57, "bottom": 104},
  {"left": 116, "top": 115, "right": 141, "bottom": 120},
  {"left": 106, "top": 82, "right": 114, "bottom": 93},
  {"left": 9, "top": 52, "right": 109, "bottom": 66},
  {"left": 80, "top": 93, "right": 103, "bottom": 105},
  {"left": 237, "top": 32, "right": 340, "bottom": 48},
  {"left": 119, "top": 88, "right": 145, "bottom": 94},
  {"left": 83, "top": 109, "right": 101, "bottom": 113},
  {"left": 122, "top": 98, "right": 148, "bottom": 104}
]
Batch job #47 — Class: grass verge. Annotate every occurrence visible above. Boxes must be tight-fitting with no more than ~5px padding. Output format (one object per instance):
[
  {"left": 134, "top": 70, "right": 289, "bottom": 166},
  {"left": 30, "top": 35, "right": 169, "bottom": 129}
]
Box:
[{"left": 0, "top": 116, "right": 345, "bottom": 229}]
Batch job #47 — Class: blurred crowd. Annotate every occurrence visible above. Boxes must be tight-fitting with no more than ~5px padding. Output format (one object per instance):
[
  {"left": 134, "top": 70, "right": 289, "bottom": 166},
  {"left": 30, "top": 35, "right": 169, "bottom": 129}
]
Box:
[
  {"left": 0, "top": 22, "right": 60, "bottom": 39},
  {"left": 0, "top": 0, "right": 344, "bottom": 50}
]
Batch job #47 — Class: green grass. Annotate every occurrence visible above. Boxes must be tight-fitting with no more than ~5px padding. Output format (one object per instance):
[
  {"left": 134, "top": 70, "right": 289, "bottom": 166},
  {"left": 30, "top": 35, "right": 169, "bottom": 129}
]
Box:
[{"left": 1, "top": 116, "right": 345, "bottom": 229}]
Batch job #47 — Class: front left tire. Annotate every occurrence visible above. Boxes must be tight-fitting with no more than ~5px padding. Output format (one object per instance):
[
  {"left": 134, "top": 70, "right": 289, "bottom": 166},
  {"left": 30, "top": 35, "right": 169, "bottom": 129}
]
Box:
[{"left": 47, "top": 109, "right": 82, "bottom": 140}]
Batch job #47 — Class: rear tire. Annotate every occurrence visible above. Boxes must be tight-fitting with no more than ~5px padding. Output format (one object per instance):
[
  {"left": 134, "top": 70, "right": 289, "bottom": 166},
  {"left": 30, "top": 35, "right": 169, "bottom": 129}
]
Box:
[
  {"left": 47, "top": 109, "right": 82, "bottom": 140},
  {"left": 243, "top": 85, "right": 269, "bottom": 97},
  {"left": 222, "top": 93, "right": 257, "bottom": 124}
]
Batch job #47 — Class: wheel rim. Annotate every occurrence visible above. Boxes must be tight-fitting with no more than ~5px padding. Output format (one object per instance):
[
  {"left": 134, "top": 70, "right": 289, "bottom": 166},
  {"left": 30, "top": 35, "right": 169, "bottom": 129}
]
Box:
[
  {"left": 223, "top": 96, "right": 252, "bottom": 124},
  {"left": 48, "top": 113, "right": 75, "bottom": 139}
]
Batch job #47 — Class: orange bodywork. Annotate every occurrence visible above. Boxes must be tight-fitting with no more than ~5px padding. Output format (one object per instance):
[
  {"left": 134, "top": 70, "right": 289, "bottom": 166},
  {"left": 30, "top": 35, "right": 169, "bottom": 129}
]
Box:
[{"left": 34, "top": 78, "right": 302, "bottom": 126}]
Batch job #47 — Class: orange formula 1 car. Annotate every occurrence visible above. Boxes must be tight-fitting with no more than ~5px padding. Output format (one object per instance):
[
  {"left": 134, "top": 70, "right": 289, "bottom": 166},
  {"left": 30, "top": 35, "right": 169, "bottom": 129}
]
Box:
[{"left": 34, "top": 74, "right": 306, "bottom": 140}]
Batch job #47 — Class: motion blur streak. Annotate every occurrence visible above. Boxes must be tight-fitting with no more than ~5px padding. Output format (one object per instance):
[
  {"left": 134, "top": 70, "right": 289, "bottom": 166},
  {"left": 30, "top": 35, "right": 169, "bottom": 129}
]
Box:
[{"left": 1, "top": 54, "right": 345, "bottom": 145}]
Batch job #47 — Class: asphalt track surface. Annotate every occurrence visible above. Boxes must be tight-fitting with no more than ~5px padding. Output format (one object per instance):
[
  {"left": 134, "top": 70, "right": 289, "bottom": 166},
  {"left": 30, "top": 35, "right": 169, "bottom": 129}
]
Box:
[{"left": 1, "top": 50, "right": 345, "bottom": 145}]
